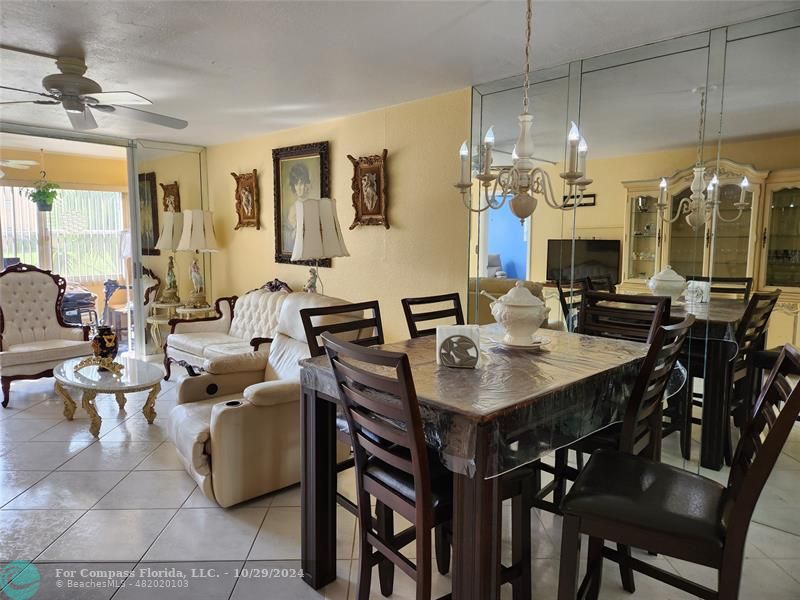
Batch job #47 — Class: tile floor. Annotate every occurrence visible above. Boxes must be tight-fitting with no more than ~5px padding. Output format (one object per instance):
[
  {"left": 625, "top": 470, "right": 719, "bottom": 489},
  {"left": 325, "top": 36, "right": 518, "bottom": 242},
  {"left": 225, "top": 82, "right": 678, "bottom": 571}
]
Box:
[{"left": 1, "top": 373, "right": 798, "bottom": 599}]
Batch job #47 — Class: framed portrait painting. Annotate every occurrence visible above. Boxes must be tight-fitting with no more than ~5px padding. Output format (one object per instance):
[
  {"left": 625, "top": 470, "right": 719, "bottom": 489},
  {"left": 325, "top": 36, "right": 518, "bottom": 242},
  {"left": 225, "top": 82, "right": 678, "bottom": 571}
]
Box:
[
  {"left": 138, "top": 172, "right": 160, "bottom": 256},
  {"left": 272, "top": 141, "right": 330, "bottom": 265}
]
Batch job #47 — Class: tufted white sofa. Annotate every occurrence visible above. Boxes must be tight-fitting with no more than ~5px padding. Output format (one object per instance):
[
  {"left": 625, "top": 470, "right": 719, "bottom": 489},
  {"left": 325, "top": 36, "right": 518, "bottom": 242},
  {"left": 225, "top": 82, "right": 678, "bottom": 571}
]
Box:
[
  {"left": 168, "top": 291, "right": 353, "bottom": 507},
  {"left": 163, "top": 287, "right": 288, "bottom": 380},
  {"left": 1, "top": 263, "right": 92, "bottom": 408}
]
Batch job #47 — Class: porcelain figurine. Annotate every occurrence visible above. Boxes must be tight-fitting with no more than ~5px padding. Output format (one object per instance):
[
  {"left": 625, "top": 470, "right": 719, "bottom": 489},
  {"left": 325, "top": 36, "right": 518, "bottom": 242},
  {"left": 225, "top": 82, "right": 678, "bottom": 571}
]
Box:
[
  {"left": 481, "top": 282, "right": 550, "bottom": 345},
  {"left": 647, "top": 265, "right": 687, "bottom": 301}
]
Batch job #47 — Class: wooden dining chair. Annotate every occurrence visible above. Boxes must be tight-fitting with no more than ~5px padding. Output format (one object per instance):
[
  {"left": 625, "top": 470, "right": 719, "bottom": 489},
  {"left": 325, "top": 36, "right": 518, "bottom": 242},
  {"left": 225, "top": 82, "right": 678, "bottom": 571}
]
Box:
[
  {"left": 556, "top": 278, "right": 589, "bottom": 331},
  {"left": 575, "top": 290, "right": 670, "bottom": 344},
  {"left": 557, "top": 343, "right": 800, "bottom": 600},
  {"left": 685, "top": 275, "right": 753, "bottom": 301},
  {"left": 401, "top": 293, "right": 464, "bottom": 338},
  {"left": 323, "top": 332, "right": 452, "bottom": 600},
  {"left": 586, "top": 274, "right": 616, "bottom": 294}
]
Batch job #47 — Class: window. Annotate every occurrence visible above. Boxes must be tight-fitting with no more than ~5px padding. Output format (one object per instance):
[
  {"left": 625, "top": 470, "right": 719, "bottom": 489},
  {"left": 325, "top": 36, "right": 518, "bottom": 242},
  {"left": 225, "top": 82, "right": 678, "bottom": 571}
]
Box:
[{"left": 1, "top": 186, "right": 126, "bottom": 282}]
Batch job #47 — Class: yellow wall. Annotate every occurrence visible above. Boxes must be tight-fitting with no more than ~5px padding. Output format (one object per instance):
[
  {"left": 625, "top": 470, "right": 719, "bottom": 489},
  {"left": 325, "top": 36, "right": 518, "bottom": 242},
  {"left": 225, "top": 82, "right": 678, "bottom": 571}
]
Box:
[
  {"left": 0, "top": 148, "right": 127, "bottom": 190},
  {"left": 206, "top": 89, "right": 471, "bottom": 341},
  {"left": 138, "top": 151, "right": 205, "bottom": 298}
]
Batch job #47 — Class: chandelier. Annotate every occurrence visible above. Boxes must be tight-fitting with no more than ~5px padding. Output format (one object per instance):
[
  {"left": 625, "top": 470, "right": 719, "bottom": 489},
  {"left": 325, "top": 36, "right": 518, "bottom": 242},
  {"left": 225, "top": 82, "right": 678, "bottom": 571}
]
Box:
[
  {"left": 656, "top": 87, "right": 750, "bottom": 230},
  {"left": 454, "top": 0, "right": 591, "bottom": 223}
]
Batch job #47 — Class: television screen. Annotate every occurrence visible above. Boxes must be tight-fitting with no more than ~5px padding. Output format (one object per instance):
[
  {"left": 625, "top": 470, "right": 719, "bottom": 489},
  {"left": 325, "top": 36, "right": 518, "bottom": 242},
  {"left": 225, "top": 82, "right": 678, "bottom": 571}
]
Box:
[{"left": 546, "top": 239, "right": 621, "bottom": 284}]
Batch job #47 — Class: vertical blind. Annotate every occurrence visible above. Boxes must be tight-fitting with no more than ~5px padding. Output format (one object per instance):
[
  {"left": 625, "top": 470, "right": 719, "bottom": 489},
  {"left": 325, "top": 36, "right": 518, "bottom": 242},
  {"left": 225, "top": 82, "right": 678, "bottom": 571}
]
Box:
[{"left": 1, "top": 186, "right": 125, "bottom": 282}]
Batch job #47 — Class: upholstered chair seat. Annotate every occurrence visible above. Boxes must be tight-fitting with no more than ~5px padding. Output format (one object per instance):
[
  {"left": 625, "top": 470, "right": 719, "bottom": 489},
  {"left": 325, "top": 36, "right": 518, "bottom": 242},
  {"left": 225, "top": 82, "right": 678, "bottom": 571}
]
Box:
[
  {"left": 1, "top": 264, "right": 91, "bottom": 407},
  {"left": 167, "top": 292, "right": 352, "bottom": 507}
]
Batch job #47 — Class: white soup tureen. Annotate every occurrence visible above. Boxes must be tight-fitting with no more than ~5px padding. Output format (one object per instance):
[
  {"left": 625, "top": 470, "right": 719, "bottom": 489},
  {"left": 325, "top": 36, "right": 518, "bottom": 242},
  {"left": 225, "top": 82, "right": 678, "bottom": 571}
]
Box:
[
  {"left": 647, "top": 265, "right": 686, "bottom": 301},
  {"left": 482, "top": 282, "right": 550, "bottom": 345}
]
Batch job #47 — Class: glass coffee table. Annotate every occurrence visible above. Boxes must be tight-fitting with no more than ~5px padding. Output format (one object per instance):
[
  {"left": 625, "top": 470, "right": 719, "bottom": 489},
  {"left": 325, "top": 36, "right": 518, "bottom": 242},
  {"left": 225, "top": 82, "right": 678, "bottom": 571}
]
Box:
[{"left": 53, "top": 356, "right": 164, "bottom": 437}]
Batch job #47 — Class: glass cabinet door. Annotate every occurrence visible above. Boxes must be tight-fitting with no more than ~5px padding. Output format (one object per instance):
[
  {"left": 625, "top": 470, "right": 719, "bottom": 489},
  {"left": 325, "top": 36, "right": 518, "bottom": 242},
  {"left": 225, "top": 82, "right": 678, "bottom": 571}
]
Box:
[
  {"left": 628, "top": 194, "right": 659, "bottom": 279},
  {"left": 711, "top": 183, "right": 753, "bottom": 277},
  {"left": 765, "top": 187, "right": 800, "bottom": 287},
  {"left": 668, "top": 187, "right": 705, "bottom": 277}
]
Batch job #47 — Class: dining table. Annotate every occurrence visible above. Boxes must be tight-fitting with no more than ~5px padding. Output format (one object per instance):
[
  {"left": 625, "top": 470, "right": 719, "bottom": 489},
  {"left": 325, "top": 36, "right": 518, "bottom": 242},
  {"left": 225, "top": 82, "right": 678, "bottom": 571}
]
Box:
[{"left": 299, "top": 324, "right": 648, "bottom": 600}]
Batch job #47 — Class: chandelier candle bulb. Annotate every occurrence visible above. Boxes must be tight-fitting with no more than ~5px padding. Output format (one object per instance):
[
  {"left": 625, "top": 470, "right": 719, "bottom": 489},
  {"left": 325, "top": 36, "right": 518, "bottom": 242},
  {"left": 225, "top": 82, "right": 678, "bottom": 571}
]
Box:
[
  {"left": 739, "top": 176, "right": 750, "bottom": 204},
  {"left": 577, "top": 137, "right": 588, "bottom": 176},
  {"left": 566, "top": 122, "right": 580, "bottom": 174},
  {"left": 658, "top": 178, "right": 668, "bottom": 205},
  {"left": 459, "top": 141, "right": 470, "bottom": 186},
  {"left": 483, "top": 126, "right": 495, "bottom": 175}
]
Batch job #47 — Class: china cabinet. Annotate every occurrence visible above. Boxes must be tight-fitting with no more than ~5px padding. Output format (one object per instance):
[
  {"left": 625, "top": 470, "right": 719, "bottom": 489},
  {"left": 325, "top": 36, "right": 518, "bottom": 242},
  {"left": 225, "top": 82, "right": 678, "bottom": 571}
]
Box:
[
  {"left": 759, "top": 169, "right": 800, "bottom": 295},
  {"left": 621, "top": 159, "right": 768, "bottom": 288}
]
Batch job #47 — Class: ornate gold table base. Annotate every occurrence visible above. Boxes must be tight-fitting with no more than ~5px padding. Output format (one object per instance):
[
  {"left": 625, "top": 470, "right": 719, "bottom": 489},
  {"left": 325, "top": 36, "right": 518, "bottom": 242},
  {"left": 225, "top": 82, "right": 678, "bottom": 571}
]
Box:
[{"left": 55, "top": 381, "right": 160, "bottom": 437}]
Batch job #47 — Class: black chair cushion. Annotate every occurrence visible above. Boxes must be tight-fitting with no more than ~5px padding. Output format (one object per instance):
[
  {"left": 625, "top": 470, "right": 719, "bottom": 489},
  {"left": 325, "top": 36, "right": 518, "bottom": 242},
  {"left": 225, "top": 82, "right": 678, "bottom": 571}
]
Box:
[
  {"left": 562, "top": 449, "right": 727, "bottom": 549},
  {"left": 365, "top": 448, "right": 453, "bottom": 513},
  {"left": 571, "top": 423, "right": 621, "bottom": 455}
]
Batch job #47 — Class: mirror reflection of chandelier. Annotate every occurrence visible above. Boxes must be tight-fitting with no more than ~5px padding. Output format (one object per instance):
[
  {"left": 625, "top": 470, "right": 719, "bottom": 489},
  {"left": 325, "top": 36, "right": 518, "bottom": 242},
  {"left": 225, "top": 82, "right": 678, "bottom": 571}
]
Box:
[
  {"left": 454, "top": 0, "right": 591, "bottom": 223},
  {"left": 656, "top": 87, "right": 750, "bottom": 230}
]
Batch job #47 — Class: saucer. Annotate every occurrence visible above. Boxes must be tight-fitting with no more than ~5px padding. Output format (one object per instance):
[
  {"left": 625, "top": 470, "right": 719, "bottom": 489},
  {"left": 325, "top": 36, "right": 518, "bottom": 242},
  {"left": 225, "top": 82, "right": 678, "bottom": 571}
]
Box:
[{"left": 490, "top": 334, "right": 551, "bottom": 350}]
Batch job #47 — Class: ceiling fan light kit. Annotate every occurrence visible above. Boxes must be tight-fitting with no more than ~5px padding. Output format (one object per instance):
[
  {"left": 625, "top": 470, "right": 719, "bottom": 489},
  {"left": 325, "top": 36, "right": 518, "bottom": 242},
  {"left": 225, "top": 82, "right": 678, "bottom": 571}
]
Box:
[{"left": 0, "top": 55, "right": 188, "bottom": 131}]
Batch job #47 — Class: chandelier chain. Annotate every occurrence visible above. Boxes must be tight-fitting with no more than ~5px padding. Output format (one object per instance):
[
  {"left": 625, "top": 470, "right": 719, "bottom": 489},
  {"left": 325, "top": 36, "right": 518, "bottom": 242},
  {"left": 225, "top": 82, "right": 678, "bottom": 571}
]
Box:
[
  {"left": 696, "top": 87, "right": 706, "bottom": 167},
  {"left": 523, "top": 0, "right": 532, "bottom": 114}
]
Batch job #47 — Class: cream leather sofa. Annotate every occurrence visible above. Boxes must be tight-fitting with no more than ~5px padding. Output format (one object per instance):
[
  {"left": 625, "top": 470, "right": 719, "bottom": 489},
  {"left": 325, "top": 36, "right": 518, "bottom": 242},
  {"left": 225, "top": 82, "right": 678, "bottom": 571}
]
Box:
[
  {"left": 164, "top": 288, "right": 288, "bottom": 379},
  {"left": 167, "top": 292, "right": 353, "bottom": 508},
  {"left": 1, "top": 263, "right": 92, "bottom": 407}
]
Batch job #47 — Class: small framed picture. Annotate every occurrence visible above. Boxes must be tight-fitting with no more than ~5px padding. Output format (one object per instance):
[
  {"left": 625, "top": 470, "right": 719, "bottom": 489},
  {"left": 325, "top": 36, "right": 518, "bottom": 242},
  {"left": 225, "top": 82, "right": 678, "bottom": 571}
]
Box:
[
  {"left": 231, "top": 170, "right": 260, "bottom": 230},
  {"left": 272, "top": 141, "right": 330, "bottom": 265},
  {"left": 562, "top": 193, "right": 596, "bottom": 208},
  {"left": 139, "top": 172, "right": 160, "bottom": 256},
  {"left": 159, "top": 181, "right": 181, "bottom": 212},
  {"left": 347, "top": 150, "right": 389, "bottom": 229}
]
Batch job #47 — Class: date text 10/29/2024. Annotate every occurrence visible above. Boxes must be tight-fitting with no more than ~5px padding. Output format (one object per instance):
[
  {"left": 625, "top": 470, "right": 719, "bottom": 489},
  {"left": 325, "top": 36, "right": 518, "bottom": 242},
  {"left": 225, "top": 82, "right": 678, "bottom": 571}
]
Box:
[{"left": 53, "top": 566, "right": 304, "bottom": 586}]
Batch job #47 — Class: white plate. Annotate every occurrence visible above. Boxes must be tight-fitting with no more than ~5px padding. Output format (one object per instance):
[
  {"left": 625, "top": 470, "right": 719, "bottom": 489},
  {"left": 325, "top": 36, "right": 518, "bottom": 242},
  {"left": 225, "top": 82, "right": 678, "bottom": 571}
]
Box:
[{"left": 490, "top": 335, "right": 551, "bottom": 350}]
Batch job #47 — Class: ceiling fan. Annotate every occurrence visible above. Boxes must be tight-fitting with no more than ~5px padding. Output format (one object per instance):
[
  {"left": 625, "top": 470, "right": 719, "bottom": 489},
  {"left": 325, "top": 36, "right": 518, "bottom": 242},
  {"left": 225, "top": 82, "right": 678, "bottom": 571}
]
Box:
[
  {"left": 0, "top": 56, "right": 188, "bottom": 131},
  {"left": 0, "top": 159, "right": 38, "bottom": 179}
]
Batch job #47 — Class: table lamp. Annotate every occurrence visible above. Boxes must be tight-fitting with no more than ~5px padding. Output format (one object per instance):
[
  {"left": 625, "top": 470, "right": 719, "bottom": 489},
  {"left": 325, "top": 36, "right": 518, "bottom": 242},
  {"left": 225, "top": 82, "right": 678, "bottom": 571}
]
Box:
[
  {"left": 155, "top": 211, "right": 183, "bottom": 303},
  {"left": 291, "top": 198, "right": 349, "bottom": 294},
  {"left": 176, "top": 209, "right": 219, "bottom": 307}
]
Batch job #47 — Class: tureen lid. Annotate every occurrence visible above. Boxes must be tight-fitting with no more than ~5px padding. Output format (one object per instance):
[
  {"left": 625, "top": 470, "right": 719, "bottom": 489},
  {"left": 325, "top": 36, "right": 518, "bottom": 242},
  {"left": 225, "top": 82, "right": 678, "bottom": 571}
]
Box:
[
  {"left": 495, "top": 282, "right": 543, "bottom": 306},
  {"left": 651, "top": 265, "right": 686, "bottom": 282}
]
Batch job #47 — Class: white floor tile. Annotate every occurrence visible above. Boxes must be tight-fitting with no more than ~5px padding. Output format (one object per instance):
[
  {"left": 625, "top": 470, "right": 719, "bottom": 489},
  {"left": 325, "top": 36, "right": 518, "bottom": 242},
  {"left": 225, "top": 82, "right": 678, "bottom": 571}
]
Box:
[
  {"left": 144, "top": 507, "right": 267, "bottom": 561},
  {"left": 102, "top": 417, "right": 170, "bottom": 442},
  {"left": 30, "top": 417, "right": 119, "bottom": 442},
  {"left": 0, "top": 417, "right": 63, "bottom": 441},
  {"left": 0, "top": 509, "right": 84, "bottom": 561},
  {"left": 668, "top": 556, "right": 800, "bottom": 598},
  {"left": 114, "top": 561, "right": 241, "bottom": 600},
  {"left": 182, "top": 486, "right": 218, "bottom": 508},
  {"left": 269, "top": 483, "right": 301, "bottom": 507},
  {"left": 134, "top": 442, "right": 184, "bottom": 470},
  {"left": 58, "top": 441, "right": 160, "bottom": 471},
  {"left": 3, "top": 470, "right": 128, "bottom": 509},
  {"left": 747, "top": 522, "right": 800, "bottom": 559},
  {"left": 94, "top": 470, "right": 196, "bottom": 509},
  {"left": 0, "top": 470, "right": 49, "bottom": 507},
  {"left": 0, "top": 440, "right": 91, "bottom": 470},
  {"left": 39, "top": 508, "right": 176, "bottom": 561}
]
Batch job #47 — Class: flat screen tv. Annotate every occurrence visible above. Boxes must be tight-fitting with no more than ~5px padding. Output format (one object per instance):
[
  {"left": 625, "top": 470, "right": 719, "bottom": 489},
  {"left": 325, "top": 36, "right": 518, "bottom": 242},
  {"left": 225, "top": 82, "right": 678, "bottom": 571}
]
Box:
[{"left": 546, "top": 239, "right": 621, "bottom": 284}]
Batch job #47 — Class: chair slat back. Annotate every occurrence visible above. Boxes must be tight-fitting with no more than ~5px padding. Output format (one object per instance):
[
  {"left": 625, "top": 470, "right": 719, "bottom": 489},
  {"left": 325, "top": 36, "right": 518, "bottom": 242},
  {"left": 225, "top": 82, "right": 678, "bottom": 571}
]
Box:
[
  {"left": 733, "top": 291, "right": 780, "bottom": 372},
  {"left": 557, "top": 278, "right": 589, "bottom": 331},
  {"left": 686, "top": 275, "right": 753, "bottom": 301},
  {"left": 401, "top": 292, "right": 464, "bottom": 338},
  {"left": 322, "top": 332, "right": 433, "bottom": 537},
  {"left": 620, "top": 315, "right": 695, "bottom": 458},
  {"left": 300, "top": 300, "right": 384, "bottom": 357},
  {"left": 577, "top": 291, "right": 671, "bottom": 344},
  {"left": 726, "top": 345, "right": 800, "bottom": 527},
  {"left": 587, "top": 275, "right": 616, "bottom": 294}
]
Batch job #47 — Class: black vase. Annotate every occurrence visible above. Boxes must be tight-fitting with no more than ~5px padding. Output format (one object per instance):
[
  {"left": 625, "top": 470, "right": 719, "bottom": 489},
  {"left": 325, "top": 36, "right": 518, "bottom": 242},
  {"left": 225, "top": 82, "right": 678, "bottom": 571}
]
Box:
[{"left": 91, "top": 325, "right": 118, "bottom": 369}]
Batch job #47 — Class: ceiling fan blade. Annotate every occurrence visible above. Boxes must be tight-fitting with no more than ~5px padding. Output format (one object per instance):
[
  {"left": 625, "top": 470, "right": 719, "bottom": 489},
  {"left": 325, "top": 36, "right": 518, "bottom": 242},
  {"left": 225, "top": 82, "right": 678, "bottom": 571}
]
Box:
[
  {"left": 82, "top": 91, "right": 151, "bottom": 105},
  {"left": 0, "top": 99, "right": 60, "bottom": 105},
  {"left": 66, "top": 107, "right": 98, "bottom": 130},
  {"left": 0, "top": 84, "right": 56, "bottom": 99},
  {"left": 101, "top": 104, "right": 188, "bottom": 130}
]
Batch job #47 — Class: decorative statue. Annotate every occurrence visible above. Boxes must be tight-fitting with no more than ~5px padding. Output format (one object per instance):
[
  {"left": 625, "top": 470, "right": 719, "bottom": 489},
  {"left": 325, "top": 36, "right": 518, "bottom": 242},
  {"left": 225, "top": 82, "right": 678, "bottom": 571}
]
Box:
[
  {"left": 159, "top": 255, "right": 181, "bottom": 303},
  {"left": 303, "top": 268, "right": 319, "bottom": 293},
  {"left": 190, "top": 259, "right": 204, "bottom": 295}
]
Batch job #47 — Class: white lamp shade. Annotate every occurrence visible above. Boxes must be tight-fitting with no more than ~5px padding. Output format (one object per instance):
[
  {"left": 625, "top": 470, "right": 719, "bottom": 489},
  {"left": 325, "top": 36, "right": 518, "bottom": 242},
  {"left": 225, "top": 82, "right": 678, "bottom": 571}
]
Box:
[
  {"left": 291, "top": 198, "right": 349, "bottom": 261},
  {"left": 177, "top": 209, "right": 219, "bottom": 252},
  {"left": 155, "top": 211, "right": 184, "bottom": 251},
  {"left": 119, "top": 230, "right": 132, "bottom": 259}
]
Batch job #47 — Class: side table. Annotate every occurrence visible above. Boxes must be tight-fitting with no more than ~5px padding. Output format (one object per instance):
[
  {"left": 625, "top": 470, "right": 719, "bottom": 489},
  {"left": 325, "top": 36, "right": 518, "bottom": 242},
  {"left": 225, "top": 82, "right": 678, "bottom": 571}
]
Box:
[
  {"left": 175, "top": 306, "right": 217, "bottom": 320},
  {"left": 147, "top": 302, "right": 183, "bottom": 348}
]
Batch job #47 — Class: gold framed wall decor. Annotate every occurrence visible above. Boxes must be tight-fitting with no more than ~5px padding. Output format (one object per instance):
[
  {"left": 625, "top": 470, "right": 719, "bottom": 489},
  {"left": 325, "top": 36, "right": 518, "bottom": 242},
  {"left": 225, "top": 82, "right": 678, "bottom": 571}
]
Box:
[
  {"left": 347, "top": 149, "right": 389, "bottom": 229},
  {"left": 231, "top": 169, "right": 260, "bottom": 230}
]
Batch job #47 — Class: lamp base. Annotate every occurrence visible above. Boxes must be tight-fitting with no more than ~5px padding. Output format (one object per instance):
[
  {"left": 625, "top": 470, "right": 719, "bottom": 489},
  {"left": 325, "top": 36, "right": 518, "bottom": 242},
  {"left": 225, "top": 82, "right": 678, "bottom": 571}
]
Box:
[
  {"left": 159, "top": 287, "right": 181, "bottom": 304},
  {"left": 184, "top": 289, "right": 209, "bottom": 308}
]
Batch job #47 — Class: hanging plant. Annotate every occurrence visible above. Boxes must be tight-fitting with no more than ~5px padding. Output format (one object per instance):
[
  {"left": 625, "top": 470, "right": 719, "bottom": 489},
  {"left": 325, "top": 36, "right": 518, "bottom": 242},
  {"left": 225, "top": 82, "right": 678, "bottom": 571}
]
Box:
[{"left": 28, "top": 171, "right": 59, "bottom": 212}]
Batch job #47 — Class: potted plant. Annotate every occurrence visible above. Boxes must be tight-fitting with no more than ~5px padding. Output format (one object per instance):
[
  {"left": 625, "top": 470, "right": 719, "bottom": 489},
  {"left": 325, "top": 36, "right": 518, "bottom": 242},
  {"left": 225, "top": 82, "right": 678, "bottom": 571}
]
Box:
[{"left": 28, "top": 180, "right": 59, "bottom": 212}]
